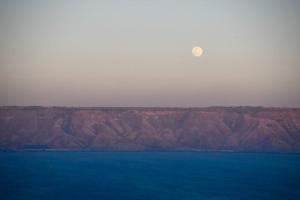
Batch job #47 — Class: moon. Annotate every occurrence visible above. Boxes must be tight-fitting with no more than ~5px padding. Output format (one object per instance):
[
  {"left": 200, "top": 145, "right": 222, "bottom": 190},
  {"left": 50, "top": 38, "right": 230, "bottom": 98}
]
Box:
[{"left": 192, "top": 46, "right": 204, "bottom": 57}]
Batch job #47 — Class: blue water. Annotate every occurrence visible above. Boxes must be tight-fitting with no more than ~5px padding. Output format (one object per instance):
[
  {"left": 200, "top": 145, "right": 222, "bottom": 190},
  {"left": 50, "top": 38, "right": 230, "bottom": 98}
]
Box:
[{"left": 0, "top": 152, "right": 299, "bottom": 200}]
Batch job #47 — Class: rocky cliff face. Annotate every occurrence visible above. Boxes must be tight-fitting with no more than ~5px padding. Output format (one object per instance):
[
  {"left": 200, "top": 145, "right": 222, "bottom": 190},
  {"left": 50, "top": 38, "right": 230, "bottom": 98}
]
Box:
[{"left": 0, "top": 107, "right": 300, "bottom": 152}]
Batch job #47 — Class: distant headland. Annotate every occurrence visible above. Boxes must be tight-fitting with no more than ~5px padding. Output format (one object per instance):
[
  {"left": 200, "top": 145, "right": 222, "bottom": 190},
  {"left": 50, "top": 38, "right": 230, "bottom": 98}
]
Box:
[{"left": 1, "top": 106, "right": 299, "bottom": 152}]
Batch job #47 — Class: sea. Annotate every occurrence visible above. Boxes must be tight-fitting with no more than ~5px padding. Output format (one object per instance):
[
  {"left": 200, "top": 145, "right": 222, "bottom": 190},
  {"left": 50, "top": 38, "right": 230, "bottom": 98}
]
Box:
[{"left": 0, "top": 152, "right": 299, "bottom": 200}]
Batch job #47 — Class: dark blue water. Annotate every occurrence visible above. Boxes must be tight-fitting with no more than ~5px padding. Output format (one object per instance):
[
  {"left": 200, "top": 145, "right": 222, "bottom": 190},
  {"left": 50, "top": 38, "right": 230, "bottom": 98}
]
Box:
[{"left": 0, "top": 152, "right": 299, "bottom": 200}]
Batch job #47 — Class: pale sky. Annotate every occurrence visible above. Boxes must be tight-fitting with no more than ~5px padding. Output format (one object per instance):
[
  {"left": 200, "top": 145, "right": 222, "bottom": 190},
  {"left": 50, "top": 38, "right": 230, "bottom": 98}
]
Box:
[{"left": 1, "top": 0, "right": 300, "bottom": 107}]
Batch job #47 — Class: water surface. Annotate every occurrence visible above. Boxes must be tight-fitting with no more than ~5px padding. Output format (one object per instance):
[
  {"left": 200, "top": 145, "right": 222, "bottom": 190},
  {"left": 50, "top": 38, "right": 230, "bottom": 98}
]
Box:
[{"left": 0, "top": 152, "right": 299, "bottom": 200}]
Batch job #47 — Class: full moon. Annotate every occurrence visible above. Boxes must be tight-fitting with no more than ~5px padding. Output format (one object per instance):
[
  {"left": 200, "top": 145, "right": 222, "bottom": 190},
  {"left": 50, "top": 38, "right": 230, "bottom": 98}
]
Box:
[{"left": 192, "top": 47, "right": 204, "bottom": 57}]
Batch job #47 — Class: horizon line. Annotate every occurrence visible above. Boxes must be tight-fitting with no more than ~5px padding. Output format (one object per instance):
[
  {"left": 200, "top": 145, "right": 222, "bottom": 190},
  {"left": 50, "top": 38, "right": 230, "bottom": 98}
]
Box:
[{"left": 1, "top": 105, "right": 299, "bottom": 109}]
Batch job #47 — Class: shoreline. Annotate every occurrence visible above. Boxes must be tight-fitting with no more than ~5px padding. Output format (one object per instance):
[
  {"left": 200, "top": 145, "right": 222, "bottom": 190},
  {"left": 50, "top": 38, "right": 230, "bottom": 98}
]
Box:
[{"left": 1, "top": 149, "right": 299, "bottom": 154}]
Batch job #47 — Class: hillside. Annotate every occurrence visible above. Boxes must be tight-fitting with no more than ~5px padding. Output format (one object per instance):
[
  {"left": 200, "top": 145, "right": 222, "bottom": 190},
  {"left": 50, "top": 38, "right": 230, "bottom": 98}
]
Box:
[{"left": 0, "top": 107, "right": 300, "bottom": 152}]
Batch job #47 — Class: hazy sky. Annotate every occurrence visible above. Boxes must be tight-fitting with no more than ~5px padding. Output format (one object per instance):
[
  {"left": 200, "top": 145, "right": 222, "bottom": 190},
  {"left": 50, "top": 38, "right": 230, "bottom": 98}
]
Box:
[{"left": 1, "top": 0, "right": 300, "bottom": 107}]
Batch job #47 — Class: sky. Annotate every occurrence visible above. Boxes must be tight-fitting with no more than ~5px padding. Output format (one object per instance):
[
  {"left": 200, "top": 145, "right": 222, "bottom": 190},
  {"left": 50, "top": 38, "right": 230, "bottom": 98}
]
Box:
[{"left": 0, "top": 0, "right": 300, "bottom": 107}]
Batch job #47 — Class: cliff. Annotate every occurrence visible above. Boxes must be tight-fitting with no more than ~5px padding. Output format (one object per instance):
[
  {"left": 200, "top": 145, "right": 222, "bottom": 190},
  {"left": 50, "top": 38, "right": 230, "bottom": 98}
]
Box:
[{"left": 0, "top": 107, "right": 300, "bottom": 152}]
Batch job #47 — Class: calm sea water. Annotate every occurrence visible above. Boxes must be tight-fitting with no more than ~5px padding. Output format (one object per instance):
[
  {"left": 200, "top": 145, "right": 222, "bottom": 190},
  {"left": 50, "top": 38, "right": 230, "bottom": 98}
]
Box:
[{"left": 0, "top": 152, "right": 299, "bottom": 200}]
